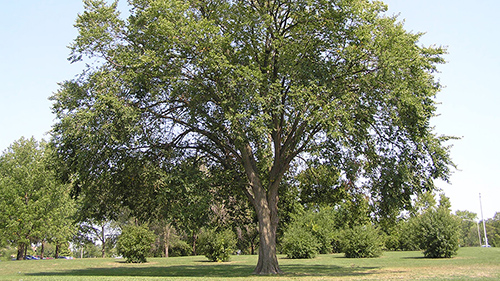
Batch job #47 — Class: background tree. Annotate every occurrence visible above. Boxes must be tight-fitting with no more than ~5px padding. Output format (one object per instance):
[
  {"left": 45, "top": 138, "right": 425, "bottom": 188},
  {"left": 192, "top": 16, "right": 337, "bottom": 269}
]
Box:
[
  {"left": 117, "top": 224, "right": 156, "bottom": 263},
  {"left": 415, "top": 194, "right": 460, "bottom": 258},
  {"left": 0, "top": 137, "right": 75, "bottom": 260},
  {"left": 485, "top": 212, "right": 500, "bottom": 247},
  {"left": 455, "top": 210, "right": 481, "bottom": 247},
  {"left": 340, "top": 224, "right": 383, "bottom": 258},
  {"left": 77, "top": 218, "right": 120, "bottom": 258},
  {"left": 51, "top": 0, "right": 454, "bottom": 274}
]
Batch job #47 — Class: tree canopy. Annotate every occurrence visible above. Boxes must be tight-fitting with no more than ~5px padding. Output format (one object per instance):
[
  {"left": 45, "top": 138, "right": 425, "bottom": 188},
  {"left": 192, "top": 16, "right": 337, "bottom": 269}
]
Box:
[
  {"left": 0, "top": 137, "right": 75, "bottom": 260},
  {"left": 51, "top": 0, "right": 454, "bottom": 274}
]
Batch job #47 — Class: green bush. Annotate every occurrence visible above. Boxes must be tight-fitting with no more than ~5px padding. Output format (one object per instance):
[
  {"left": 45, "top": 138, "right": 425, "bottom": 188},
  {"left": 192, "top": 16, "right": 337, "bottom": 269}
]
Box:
[
  {"left": 199, "top": 228, "right": 237, "bottom": 262},
  {"left": 398, "top": 219, "right": 421, "bottom": 251},
  {"left": 117, "top": 225, "right": 155, "bottom": 263},
  {"left": 416, "top": 208, "right": 460, "bottom": 258},
  {"left": 169, "top": 239, "right": 191, "bottom": 257},
  {"left": 384, "top": 218, "right": 421, "bottom": 251},
  {"left": 340, "top": 224, "right": 383, "bottom": 258},
  {"left": 281, "top": 224, "right": 320, "bottom": 259}
]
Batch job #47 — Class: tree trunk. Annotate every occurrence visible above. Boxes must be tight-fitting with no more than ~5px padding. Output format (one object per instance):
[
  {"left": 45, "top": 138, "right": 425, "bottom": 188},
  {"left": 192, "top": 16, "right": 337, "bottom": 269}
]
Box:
[
  {"left": 240, "top": 143, "right": 283, "bottom": 274},
  {"left": 17, "top": 243, "right": 25, "bottom": 260},
  {"left": 55, "top": 243, "right": 60, "bottom": 259},
  {"left": 101, "top": 225, "right": 106, "bottom": 258},
  {"left": 250, "top": 238, "right": 255, "bottom": 255},
  {"left": 164, "top": 223, "right": 171, "bottom": 258},
  {"left": 251, "top": 190, "right": 283, "bottom": 274},
  {"left": 41, "top": 240, "right": 45, "bottom": 259},
  {"left": 253, "top": 212, "right": 282, "bottom": 274},
  {"left": 192, "top": 233, "right": 197, "bottom": 256}
]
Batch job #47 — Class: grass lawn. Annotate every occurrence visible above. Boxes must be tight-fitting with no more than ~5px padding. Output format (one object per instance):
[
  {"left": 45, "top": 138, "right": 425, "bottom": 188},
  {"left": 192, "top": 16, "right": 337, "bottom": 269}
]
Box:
[{"left": 0, "top": 247, "right": 499, "bottom": 280}]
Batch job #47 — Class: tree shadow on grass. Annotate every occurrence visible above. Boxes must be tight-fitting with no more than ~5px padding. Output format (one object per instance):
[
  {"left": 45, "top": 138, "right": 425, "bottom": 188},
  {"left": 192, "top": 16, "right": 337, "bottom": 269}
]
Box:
[
  {"left": 26, "top": 261, "right": 381, "bottom": 278},
  {"left": 26, "top": 264, "right": 254, "bottom": 278},
  {"left": 280, "top": 264, "right": 380, "bottom": 278}
]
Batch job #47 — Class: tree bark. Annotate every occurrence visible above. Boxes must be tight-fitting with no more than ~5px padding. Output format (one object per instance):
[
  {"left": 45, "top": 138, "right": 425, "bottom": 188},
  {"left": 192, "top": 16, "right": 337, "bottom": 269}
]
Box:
[
  {"left": 55, "top": 243, "right": 60, "bottom": 259},
  {"left": 253, "top": 207, "right": 282, "bottom": 274},
  {"left": 251, "top": 180, "right": 282, "bottom": 274},
  {"left": 41, "top": 240, "right": 45, "bottom": 259},
  {"left": 101, "top": 225, "right": 106, "bottom": 258},
  {"left": 17, "top": 243, "right": 25, "bottom": 260},
  {"left": 240, "top": 143, "right": 283, "bottom": 274},
  {"left": 164, "top": 223, "right": 171, "bottom": 258},
  {"left": 192, "top": 233, "right": 197, "bottom": 256}
]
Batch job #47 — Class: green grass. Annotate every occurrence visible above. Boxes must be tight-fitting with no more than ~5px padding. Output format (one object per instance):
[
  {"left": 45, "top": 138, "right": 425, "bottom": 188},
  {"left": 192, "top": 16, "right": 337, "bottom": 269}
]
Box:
[{"left": 0, "top": 248, "right": 499, "bottom": 280}]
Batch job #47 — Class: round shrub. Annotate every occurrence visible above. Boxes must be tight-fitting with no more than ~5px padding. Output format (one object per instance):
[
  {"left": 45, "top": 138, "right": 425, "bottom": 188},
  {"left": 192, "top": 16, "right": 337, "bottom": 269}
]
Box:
[
  {"left": 340, "top": 224, "right": 383, "bottom": 258},
  {"left": 416, "top": 208, "right": 460, "bottom": 258},
  {"left": 117, "top": 225, "right": 155, "bottom": 263},
  {"left": 281, "top": 224, "right": 320, "bottom": 259},
  {"left": 200, "top": 228, "right": 237, "bottom": 262}
]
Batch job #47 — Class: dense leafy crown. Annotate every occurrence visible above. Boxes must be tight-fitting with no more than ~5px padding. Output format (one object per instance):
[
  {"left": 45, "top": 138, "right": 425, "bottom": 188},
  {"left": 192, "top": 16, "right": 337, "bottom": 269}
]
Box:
[{"left": 51, "top": 0, "right": 453, "bottom": 217}]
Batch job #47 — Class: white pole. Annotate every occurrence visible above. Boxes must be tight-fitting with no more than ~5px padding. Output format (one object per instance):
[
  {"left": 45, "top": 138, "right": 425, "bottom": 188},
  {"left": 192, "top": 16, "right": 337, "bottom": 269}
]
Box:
[
  {"left": 479, "top": 193, "right": 489, "bottom": 246},
  {"left": 476, "top": 221, "right": 481, "bottom": 246}
]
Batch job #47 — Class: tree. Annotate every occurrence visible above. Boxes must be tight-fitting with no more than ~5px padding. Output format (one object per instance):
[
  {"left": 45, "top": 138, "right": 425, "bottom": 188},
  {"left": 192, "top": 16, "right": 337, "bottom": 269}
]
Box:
[
  {"left": 117, "top": 224, "right": 156, "bottom": 263},
  {"left": 485, "top": 212, "right": 500, "bottom": 247},
  {"left": 77, "top": 219, "right": 120, "bottom": 258},
  {"left": 416, "top": 206, "right": 460, "bottom": 258},
  {"left": 51, "top": 0, "right": 454, "bottom": 274},
  {"left": 455, "top": 210, "right": 480, "bottom": 247},
  {"left": 340, "top": 224, "right": 383, "bottom": 258},
  {"left": 199, "top": 228, "right": 237, "bottom": 262},
  {"left": 0, "top": 138, "right": 75, "bottom": 260}
]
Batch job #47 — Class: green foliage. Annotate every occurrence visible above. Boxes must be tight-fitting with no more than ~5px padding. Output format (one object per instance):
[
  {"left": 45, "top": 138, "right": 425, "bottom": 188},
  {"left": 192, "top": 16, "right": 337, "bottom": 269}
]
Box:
[
  {"left": 455, "top": 210, "right": 481, "bottom": 247},
  {"left": 199, "top": 228, "right": 237, "bottom": 262},
  {"left": 340, "top": 224, "right": 383, "bottom": 258},
  {"left": 281, "top": 224, "right": 320, "bottom": 259},
  {"left": 281, "top": 201, "right": 375, "bottom": 259},
  {"left": 416, "top": 207, "right": 460, "bottom": 258},
  {"left": 74, "top": 242, "right": 102, "bottom": 258},
  {"left": 0, "top": 137, "right": 76, "bottom": 259},
  {"left": 57, "top": 241, "right": 73, "bottom": 257},
  {"left": 117, "top": 225, "right": 155, "bottom": 263},
  {"left": 383, "top": 218, "right": 421, "bottom": 252},
  {"left": 296, "top": 165, "right": 346, "bottom": 207},
  {"left": 168, "top": 239, "right": 191, "bottom": 257},
  {"left": 0, "top": 246, "right": 17, "bottom": 261},
  {"left": 396, "top": 219, "right": 421, "bottom": 251},
  {"left": 485, "top": 212, "right": 500, "bottom": 247},
  {"left": 52, "top": 0, "right": 455, "bottom": 274},
  {"left": 286, "top": 208, "right": 336, "bottom": 255}
]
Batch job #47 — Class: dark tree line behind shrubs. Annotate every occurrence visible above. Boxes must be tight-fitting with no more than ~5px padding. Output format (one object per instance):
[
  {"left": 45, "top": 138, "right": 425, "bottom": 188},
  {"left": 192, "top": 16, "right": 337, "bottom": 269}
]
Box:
[{"left": 113, "top": 192, "right": 464, "bottom": 263}]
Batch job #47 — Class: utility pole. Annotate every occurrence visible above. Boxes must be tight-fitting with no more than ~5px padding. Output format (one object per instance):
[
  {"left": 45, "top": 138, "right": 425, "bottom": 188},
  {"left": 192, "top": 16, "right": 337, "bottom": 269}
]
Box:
[
  {"left": 479, "top": 193, "right": 489, "bottom": 247},
  {"left": 476, "top": 220, "right": 481, "bottom": 247}
]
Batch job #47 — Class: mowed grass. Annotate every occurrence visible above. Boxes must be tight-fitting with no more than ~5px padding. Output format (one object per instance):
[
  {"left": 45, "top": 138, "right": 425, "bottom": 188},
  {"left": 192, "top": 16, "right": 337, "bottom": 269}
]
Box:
[{"left": 1, "top": 247, "right": 499, "bottom": 280}]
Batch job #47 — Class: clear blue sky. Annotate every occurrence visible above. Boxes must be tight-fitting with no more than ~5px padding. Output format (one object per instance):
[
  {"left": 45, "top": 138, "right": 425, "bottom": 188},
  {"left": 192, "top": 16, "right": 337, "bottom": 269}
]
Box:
[{"left": 1, "top": 1, "right": 498, "bottom": 219}]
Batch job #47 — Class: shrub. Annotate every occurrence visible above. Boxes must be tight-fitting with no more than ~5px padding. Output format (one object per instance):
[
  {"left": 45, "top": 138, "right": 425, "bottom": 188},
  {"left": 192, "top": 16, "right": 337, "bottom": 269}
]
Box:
[
  {"left": 340, "top": 224, "right": 383, "bottom": 258},
  {"left": 383, "top": 229, "right": 400, "bottom": 251},
  {"left": 398, "top": 218, "right": 421, "bottom": 251},
  {"left": 199, "top": 228, "right": 237, "bottom": 262},
  {"left": 281, "top": 224, "right": 320, "bottom": 259},
  {"left": 117, "top": 225, "right": 155, "bottom": 263},
  {"left": 169, "top": 239, "right": 191, "bottom": 257},
  {"left": 416, "top": 208, "right": 460, "bottom": 258}
]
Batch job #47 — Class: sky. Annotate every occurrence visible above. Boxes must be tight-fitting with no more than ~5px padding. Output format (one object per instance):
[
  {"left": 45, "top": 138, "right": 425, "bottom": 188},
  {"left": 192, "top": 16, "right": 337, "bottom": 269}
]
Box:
[{"left": 0, "top": 1, "right": 498, "bottom": 220}]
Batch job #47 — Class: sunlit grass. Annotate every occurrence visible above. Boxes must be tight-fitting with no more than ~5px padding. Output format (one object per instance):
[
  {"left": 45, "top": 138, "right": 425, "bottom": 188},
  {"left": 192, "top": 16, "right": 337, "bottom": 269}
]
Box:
[{"left": 0, "top": 247, "right": 498, "bottom": 280}]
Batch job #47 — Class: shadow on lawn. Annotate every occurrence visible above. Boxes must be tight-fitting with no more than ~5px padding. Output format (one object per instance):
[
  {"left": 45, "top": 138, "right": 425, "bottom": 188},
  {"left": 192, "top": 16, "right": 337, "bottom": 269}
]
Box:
[{"left": 26, "top": 262, "right": 380, "bottom": 278}]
